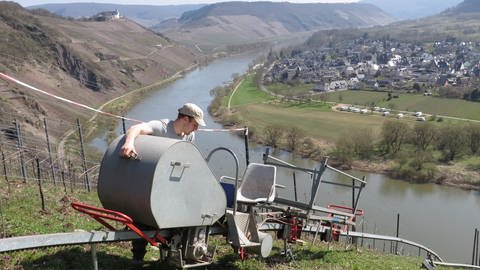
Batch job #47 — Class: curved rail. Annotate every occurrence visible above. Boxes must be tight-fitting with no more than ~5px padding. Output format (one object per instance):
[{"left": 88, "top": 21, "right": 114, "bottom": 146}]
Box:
[{"left": 206, "top": 147, "right": 240, "bottom": 215}]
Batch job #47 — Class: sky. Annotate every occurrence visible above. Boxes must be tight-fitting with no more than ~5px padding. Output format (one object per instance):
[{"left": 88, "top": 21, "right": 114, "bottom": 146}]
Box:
[{"left": 17, "top": 0, "right": 359, "bottom": 7}]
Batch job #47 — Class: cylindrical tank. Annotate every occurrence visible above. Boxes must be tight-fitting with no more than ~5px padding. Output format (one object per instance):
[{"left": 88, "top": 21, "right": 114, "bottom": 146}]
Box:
[{"left": 97, "top": 135, "right": 226, "bottom": 229}]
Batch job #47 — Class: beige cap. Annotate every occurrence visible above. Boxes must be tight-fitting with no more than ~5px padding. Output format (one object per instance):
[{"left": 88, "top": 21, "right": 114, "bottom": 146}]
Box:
[{"left": 178, "top": 103, "right": 206, "bottom": 126}]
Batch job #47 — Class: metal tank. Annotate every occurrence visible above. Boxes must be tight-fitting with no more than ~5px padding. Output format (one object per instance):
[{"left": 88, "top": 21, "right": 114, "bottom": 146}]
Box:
[{"left": 97, "top": 135, "right": 227, "bottom": 229}]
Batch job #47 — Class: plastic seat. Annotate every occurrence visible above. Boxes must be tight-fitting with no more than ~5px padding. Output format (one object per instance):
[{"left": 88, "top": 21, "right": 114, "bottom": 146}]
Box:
[{"left": 236, "top": 163, "right": 277, "bottom": 204}]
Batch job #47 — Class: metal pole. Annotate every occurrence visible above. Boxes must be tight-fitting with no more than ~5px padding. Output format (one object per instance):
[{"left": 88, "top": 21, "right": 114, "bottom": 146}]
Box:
[
  {"left": 473, "top": 228, "right": 479, "bottom": 266},
  {"left": 60, "top": 158, "right": 67, "bottom": 193},
  {"left": 1, "top": 149, "right": 9, "bottom": 193},
  {"left": 476, "top": 229, "right": 480, "bottom": 265},
  {"left": 293, "top": 172, "right": 298, "bottom": 201},
  {"left": 15, "top": 120, "right": 26, "bottom": 182},
  {"left": 352, "top": 179, "right": 355, "bottom": 211},
  {"left": 243, "top": 127, "right": 249, "bottom": 166},
  {"left": 477, "top": 228, "right": 479, "bottom": 266},
  {"left": 395, "top": 213, "right": 400, "bottom": 254},
  {"left": 473, "top": 228, "right": 477, "bottom": 265},
  {"left": 91, "top": 243, "right": 98, "bottom": 270},
  {"left": 76, "top": 119, "right": 90, "bottom": 192},
  {"left": 43, "top": 118, "right": 56, "bottom": 185},
  {"left": 36, "top": 158, "right": 45, "bottom": 212}
]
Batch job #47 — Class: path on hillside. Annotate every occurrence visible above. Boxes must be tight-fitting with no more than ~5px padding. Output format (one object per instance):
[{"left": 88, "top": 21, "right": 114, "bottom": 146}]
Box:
[{"left": 227, "top": 78, "right": 244, "bottom": 110}]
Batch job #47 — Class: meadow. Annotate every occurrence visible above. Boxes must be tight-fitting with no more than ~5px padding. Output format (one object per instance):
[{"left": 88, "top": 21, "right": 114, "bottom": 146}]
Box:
[{"left": 230, "top": 77, "right": 480, "bottom": 147}]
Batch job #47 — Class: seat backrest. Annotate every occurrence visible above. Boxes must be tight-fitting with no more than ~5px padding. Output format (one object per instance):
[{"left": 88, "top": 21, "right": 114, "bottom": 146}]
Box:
[{"left": 237, "top": 163, "right": 276, "bottom": 203}]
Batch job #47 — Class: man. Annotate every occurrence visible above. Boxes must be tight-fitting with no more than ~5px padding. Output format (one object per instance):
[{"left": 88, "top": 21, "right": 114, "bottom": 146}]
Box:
[
  {"left": 119, "top": 102, "right": 206, "bottom": 264},
  {"left": 120, "top": 102, "right": 206, "bottom": 159}
]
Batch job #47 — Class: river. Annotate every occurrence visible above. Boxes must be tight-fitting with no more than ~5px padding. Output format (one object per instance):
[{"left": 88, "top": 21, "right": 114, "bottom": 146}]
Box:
[{"left": 93, "top": 52, "right": 480, "bottom": 264}]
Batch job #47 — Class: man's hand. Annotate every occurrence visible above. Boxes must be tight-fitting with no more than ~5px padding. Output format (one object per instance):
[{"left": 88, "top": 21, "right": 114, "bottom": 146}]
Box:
[
  {"left": 120, "top": 143, "right": 138, "bottom": 159},
  {"left": 119, "top": 122, "right": 153, "bottom": 159}
]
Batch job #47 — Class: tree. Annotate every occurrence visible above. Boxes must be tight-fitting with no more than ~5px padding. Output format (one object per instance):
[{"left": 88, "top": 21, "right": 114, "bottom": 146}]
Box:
[
  {"left": 381, "top": 120, "right": 410, "bottom": 155},
  {"left": 413, "top": 82, "right": 421, "bottom": 93},
  {"left": 319, "top": 92, "right": 328, "bottom": 104},
  {"left": 466, "top": 123, "right": 480, "bottom": 154},
  {"left": 264, "top": 125, "right": 284, "bottom": 148},
  {"left": 353, "top": 128, "right": 376, "bottom": 159},
  {"left": 334, "top": 133, "right": 356, "bottom": 167},
  {"left": 285, "top": 127, "right": 304, "bottom": 152},
  {"left": 411, "top": 122, "right": 437, "bottom": 151},
  {"left": 437, "top": 124, "right": 467, "bottom": 161}
]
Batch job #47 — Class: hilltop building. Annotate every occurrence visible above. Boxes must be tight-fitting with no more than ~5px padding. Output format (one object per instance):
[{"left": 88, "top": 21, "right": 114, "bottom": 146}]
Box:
[{"left": 93, "top": 9, "right": 120, "bottom": 21}]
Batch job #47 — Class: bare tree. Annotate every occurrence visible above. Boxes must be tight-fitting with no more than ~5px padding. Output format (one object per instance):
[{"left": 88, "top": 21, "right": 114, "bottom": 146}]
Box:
[
  {"left": 466, "top": 123, "right": 480, "bottom": 154},
  {"left": 264, "top": 125, "right": 284, "bottom": 148},
  {"left": 285, "top": 127, "right": 304, "bottom": 152},
  {"left": 334, "top": 133, "right": 356, "bottom": 167},
  {"left": 381, "top": 120, "right": 410, "bottom": 155},
  {"left": 354, "top": 128, "right": 376, "bottom": 159},
  {"left": 411, "top": 122, "right": 437, "bottom": 151},
  {"left": 437, "top": 124, "right": 467, "bottom": 161}
]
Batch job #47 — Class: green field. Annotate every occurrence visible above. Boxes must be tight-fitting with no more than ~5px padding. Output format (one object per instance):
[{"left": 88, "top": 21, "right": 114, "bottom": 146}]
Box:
[
  {"left": 229, "top": 76, "right": 480, "bottom": 144},
  {"left": 326, "top": 90, "right": 389, "bottom": 106},
  {"left": 236, "top": 103, "right": 385, "bottom": 142},
  {"left": 376, "top": 95, "right": 480, "bottom": 120},
  {"left": 327, "top": 91, "right": 480, "bottom": 121},
  {"left": 229, "top": 74, "right": 274, "bottom": 107},
  {"left": 255, "top": 82, "right": 480, "bottom": 122}
]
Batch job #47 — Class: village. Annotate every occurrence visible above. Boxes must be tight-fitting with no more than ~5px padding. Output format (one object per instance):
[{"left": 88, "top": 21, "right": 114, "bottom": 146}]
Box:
[{"left": 264, "top": 37, "right": 480, "bottom": 95}]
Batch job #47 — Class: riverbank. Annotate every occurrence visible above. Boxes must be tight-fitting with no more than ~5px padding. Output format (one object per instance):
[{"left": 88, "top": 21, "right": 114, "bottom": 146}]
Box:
[{"left": 213, "top": 72, "right": 480, "bottom": 192}]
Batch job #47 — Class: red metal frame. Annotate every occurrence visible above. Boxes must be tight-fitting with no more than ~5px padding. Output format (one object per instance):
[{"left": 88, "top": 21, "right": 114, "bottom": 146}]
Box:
[
  {"left": 324, "top": 204, "right": 364, "bottom": 241},
  {"left": 71, "top": 202, "right": 168, "bottom": 246}
]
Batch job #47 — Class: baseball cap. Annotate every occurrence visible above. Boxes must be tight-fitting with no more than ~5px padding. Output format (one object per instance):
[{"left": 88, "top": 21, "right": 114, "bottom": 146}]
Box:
[{"left": 178, "top": 103, "right": 206, "bottom": 126}]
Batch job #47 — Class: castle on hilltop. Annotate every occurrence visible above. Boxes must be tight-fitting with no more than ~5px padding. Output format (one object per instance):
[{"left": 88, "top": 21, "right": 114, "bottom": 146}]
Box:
[{"left": 93, "top": 9, "right": 120, "bottom": 21}]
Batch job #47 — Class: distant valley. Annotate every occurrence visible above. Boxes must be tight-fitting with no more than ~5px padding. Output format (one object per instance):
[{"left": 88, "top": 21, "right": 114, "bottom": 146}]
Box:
[{"left": 31, "top": 1, "right": 396, "bottom": 53}]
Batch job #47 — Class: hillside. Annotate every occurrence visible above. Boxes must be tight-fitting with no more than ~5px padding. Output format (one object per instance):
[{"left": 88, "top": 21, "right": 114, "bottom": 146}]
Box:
[
  {"left": 443, "top": 0, "right": 480, "bottom": 14},
  {"left": 154, "top": 1, "right": 396, "bottom": 52},
  {"left": 307, "top": 0, "right": 480, "bottom": 46},
  {"left": 360, "top": 0, "right": 462, "bottom": 20},
  {"left": 27, "top": 3, "right": 205, "bottom": 27},
  {"left": 0, "top": 2, "right": 200, "bottom": 142}
]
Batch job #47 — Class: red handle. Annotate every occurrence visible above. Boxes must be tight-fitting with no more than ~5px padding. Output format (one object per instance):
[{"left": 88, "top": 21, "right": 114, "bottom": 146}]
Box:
[{"left": 71, "top": 201, "right": 168, "bottom": 246}]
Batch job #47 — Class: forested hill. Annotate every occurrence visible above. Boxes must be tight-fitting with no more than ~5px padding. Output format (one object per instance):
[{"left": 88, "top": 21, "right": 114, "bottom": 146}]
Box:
[{"left": 154, "top": 1, "right": 396, "bottom": 52}]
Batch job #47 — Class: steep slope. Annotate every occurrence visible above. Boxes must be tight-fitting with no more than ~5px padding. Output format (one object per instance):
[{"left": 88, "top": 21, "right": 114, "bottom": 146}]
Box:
[
  {"left": 154, "top": 1, "right": 396, "bottom": 52},
  {"left": 27, "top": 3, "right": 205, "bottom": 27},
  {"left": 307, "top": 0, "right": 480, "bottom": 46},
  {"left": 361, "top": 0, "right": 462, "bottom": 20},
  {"left": 0, "top": 2, "right": 199, "bottom": 141},
  {"left": 443, "top": 0, "right": 480, "bottom": 14}
]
